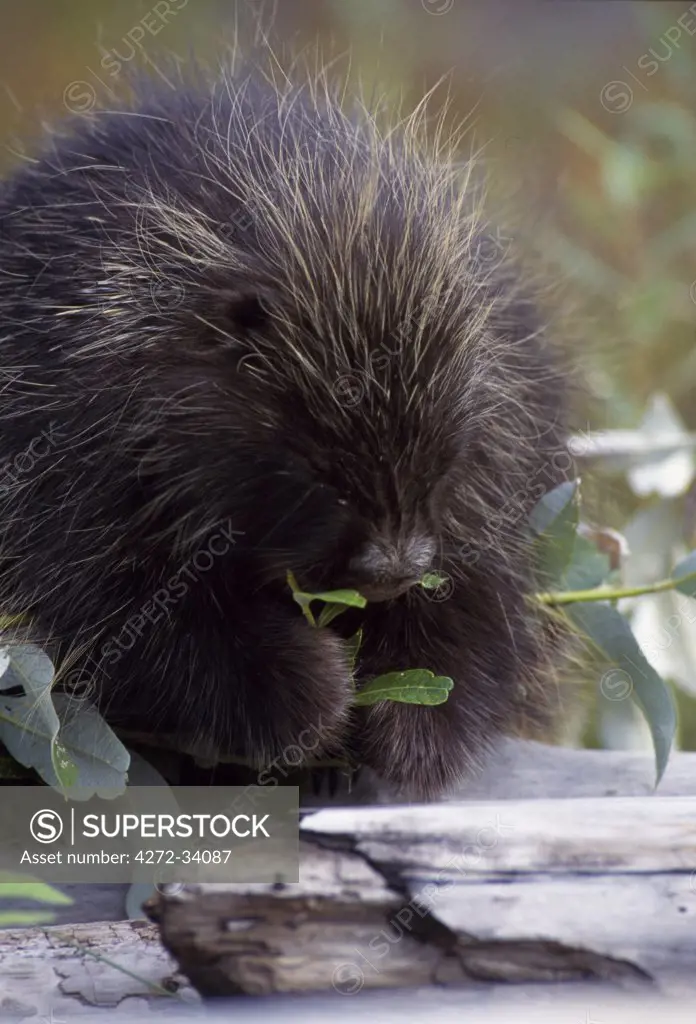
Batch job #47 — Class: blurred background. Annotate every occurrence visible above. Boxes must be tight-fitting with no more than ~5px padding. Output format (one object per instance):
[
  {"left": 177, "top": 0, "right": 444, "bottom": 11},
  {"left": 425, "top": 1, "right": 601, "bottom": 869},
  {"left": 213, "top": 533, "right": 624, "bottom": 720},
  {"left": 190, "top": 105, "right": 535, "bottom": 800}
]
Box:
[{"left": 1, "top": 0, "right": 696, "bottom": 753}]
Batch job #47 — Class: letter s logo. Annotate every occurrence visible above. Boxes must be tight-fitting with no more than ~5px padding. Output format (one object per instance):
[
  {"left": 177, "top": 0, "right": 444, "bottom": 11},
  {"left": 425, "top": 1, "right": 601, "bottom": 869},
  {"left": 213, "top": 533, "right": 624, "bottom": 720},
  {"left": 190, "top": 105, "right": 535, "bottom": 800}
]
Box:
[{"left": 30, "top": 809, "right": 64, "bottom": 843}]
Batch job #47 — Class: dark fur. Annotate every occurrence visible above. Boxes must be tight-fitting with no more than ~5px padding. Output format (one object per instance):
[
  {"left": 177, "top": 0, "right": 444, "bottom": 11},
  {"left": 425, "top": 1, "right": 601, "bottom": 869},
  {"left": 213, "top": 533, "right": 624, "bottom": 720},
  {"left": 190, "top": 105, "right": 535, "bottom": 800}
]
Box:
[{"left": 0, "top": 68, "right": 571, "bottom": 797}]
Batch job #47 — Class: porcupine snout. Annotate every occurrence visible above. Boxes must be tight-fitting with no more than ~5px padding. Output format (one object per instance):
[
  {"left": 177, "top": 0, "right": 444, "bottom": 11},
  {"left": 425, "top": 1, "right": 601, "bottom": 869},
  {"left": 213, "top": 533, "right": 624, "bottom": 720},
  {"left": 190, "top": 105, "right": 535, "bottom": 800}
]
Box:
[{"left": 345, "top": 532, "right": 436, "bottom": 601}]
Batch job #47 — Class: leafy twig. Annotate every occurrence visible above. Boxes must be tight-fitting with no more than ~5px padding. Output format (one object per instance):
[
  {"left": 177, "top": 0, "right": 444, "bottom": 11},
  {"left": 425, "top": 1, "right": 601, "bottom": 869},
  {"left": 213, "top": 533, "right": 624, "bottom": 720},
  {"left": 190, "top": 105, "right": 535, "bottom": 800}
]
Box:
[{"left": 537, "top": 569, "right": 696, "bottom": 607}]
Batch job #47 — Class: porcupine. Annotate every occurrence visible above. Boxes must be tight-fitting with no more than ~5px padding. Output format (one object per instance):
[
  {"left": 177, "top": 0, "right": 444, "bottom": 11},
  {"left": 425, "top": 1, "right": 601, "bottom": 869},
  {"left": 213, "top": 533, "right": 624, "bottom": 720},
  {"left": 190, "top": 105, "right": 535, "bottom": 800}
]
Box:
[{"left": 0, "top": 62, "right": 572, "bottom": 798}]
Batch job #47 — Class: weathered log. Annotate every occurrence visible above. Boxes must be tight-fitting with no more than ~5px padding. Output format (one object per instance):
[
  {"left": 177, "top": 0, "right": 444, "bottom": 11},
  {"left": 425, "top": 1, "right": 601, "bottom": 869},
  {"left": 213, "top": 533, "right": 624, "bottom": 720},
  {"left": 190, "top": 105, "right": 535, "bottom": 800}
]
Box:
[
  {"left": 2, "top": 742, "right": 696, "bottom": 1019},
  {"left": 144, "top": 795, "right": 696, "bottom": 998}
]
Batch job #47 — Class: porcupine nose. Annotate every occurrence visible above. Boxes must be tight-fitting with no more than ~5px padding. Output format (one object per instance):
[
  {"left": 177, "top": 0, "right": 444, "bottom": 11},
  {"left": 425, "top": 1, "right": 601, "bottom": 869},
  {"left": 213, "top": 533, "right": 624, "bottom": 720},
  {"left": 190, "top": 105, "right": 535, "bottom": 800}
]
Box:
[{"left": 346, "top": 535, "right": 436, "bottom": 601}]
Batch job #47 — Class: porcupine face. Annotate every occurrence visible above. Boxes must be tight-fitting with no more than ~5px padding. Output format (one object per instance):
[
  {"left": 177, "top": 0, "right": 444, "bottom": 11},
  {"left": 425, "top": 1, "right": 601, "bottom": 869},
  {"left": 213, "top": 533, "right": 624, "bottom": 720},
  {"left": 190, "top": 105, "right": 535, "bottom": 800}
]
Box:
[
  {"left": 173, "top": 272, "right": 460, "bottom": 603},
  {"left": 129, "top": 77, "right": 566, "bottom": 606},
  {"left": 169, "top": 202, "right": 470, "bottom": 601}
]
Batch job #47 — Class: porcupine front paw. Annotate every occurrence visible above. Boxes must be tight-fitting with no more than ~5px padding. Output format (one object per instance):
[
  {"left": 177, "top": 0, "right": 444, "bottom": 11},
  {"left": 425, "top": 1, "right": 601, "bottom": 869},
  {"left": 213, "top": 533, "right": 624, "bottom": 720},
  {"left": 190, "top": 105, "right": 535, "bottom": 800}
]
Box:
[
  {"left": 232, "top": 600, "right": 356, "bottom": 770},
  {"left": 352, "top": 699, "right": 481, "bottom": 799}
]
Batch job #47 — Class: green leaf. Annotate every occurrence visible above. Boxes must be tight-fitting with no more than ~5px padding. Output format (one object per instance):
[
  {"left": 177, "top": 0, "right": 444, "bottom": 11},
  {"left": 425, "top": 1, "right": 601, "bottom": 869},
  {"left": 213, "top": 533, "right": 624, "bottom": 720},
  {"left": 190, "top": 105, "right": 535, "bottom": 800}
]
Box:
[
  {"left": 528, "top": 480, "right": 579, "bottom": 535},
  {"left": 0, "top": 645, "right": 129, "bottom": 797},
  {"left": 297, "top": 588, "right": 366, "bottom": 609},
  {"left": 566, "top": 601, "right": 677, "bottom": 784},
  {"left": 561, "top": 533, "right": 612, "bottom": 592},
  {"left": 51, "top": 740, "right": 80, "bottom": 792},
  {"left": 354, "top": 669, "right": 454, "bottom": 707},
  {"left": 529, "top": 481, "right": 580, "bottom": 588},
  {"left": 0, "top": 646, "right": 79, "bottom": 789},
  {"left": 0, "top": 873, "right": 73, "bottom": 904},
  {"left": 0, "top": 644, "right": 62, "bottom": 784},
  {"left": 0, "top": 911, "right": 58, "bottom": 926},
  {"left": 286, "top": 572, "right": 317, "bottom": 626},
  {"left": 344, "top": 629, "right": 363, "bottom": 674},
  {"left": 0, "top": 871, "right": 71, "bottom": 925},
  {"left": 0, "top": 644, "right": 55, "bottom": 696},
  {"left": 421, "top": 572, "right": 449, "bottom": 590},
  {"left": 49, "top": 695, "right": 130, "bottom": 800},
  {"left": 287, "top": 571, "right": 366, "bottom": 627},
  {"left": 672, "top": 551, "right": 696, "bottom": 599}
]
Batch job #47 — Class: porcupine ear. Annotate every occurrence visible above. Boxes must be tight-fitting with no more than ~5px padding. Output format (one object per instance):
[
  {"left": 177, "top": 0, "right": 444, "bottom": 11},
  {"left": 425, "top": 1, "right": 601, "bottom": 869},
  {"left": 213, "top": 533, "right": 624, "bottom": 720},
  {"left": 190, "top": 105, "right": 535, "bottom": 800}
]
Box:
[
  {"left": 224, "top": 291, "right": 269, "bottom": 333},
  {"left": 199, "top": 281, "right": 283, "bottom": 356},
  {"left": 221, "top": 284, "right": 279, "bottom": 336}
]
